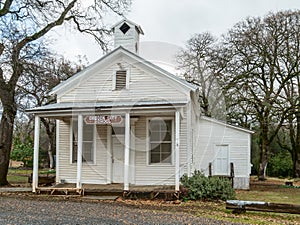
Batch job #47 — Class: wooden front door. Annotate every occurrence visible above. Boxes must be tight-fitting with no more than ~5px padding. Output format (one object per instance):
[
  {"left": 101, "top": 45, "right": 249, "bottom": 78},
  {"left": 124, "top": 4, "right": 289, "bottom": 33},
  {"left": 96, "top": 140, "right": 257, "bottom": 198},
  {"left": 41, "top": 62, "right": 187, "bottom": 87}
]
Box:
[{"left": 112, "top": 134, "right": 125, "bottom": 183}]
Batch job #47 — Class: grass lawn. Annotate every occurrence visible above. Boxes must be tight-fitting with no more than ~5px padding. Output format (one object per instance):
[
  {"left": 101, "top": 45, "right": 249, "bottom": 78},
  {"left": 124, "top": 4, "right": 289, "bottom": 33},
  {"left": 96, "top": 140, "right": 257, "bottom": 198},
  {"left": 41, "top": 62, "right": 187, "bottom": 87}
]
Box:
[
  {"left": 7, "top": 168, "right": 54, "bottom": 185},
  {"left": 236, "top": 176, "right": 300, "bottom": 204},
  {"left": 7, "top": 168, "right": 32, "bottom": 184},
  {"left": 236, "top": 187, "right": 300, "bottom": 205},
  {"left": 7, "top": 174, "right": 29, "bottom": 183}
]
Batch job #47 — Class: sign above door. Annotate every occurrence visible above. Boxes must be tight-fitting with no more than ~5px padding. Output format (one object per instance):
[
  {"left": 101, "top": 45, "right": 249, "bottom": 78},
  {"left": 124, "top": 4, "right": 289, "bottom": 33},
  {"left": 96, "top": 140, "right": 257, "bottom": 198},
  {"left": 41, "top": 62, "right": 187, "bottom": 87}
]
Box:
[{"left": 84, "top": 115, "right": 123, "bottom": 125}]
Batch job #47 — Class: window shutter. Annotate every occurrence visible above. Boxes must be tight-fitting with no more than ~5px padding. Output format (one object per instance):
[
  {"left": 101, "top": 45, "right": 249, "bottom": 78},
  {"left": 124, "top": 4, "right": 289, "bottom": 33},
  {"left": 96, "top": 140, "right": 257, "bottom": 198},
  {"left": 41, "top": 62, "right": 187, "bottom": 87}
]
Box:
[{"left": 115, "top": 70, "right": 127, "bottom": 90}]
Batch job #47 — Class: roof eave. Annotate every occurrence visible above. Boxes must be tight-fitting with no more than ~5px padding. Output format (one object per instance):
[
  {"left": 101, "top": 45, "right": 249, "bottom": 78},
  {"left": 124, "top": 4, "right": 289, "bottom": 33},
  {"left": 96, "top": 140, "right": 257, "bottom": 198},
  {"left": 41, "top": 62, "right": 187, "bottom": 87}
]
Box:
[
  {"left": 50, "top": 47, "right": 124, "bottom": 96},
  {"left": 27, "top": 100, "right": 189, "bottom": 114},
  {"left": 118, "top": 47, "right": 198, "bottom": 92},
  {"left": 201, "top": 116, "right": 254, "bottom": 134}
]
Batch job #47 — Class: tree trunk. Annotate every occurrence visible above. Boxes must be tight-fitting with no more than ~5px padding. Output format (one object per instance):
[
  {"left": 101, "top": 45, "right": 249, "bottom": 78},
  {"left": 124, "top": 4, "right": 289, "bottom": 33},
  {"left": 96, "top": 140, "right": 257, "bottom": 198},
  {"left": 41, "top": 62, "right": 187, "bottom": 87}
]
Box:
[
  {"left": 258, "top": 160, "right": 268, "bottom": 181},
  {"left": 48, "top": 137, "right": 55, "bottom": 169},
  {"left": 294, "top": 115, "right": 300, "bottom": 178},
  {"left": 295, "top": 151, "right": 300, "bottom": 178},
  {"left": 41, "top": 118, "right": 56, "bottom": 169},
  {"left": 0, "top": 101, "right": 17, "bottom": 186},
  {"left": 258, "top": 134, "right": 269, "bottom": 180}
]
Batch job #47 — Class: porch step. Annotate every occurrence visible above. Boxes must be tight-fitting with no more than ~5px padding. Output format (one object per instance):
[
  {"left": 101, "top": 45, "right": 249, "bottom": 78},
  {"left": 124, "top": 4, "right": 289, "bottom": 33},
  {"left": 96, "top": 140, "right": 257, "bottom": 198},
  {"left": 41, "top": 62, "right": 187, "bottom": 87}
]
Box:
[
  {"left": 123, "top": 190, "right": 180, "bottom": 201},
  {"left": 84, "top": 190, "right": 123, "bottom": 197},
  {"left": 82, "top": 195, "right": 119, "bottom": 200},
  {"left": 35, "top": 187, "right": 84, "bottom": 196}
]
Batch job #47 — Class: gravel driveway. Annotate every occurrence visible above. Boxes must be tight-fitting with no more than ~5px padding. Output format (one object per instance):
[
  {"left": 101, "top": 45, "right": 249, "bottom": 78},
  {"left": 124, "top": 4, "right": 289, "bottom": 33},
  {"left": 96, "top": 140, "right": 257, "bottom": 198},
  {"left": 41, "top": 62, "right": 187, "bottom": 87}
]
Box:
[{"left": 0, "top": 195, "right": 241, "bottom": 225}]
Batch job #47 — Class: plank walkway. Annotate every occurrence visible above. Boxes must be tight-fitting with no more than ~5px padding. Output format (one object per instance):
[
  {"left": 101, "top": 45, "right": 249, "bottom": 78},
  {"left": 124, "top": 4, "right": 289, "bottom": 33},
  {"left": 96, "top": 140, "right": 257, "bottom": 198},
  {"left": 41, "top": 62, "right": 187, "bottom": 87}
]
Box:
[{"left": 0, "top": 187, "right": 32, "bottom": 193}]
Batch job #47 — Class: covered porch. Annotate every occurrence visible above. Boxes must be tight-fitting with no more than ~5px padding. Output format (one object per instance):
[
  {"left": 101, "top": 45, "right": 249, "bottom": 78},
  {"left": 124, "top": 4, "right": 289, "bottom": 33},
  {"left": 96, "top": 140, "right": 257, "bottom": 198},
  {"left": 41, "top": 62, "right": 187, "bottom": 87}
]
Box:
[
  {"left": 34, "top": 183, "right": 179, "bottom": 200},
  {"left": 28, "top": 101, "right": 191, "bottom": 194}
]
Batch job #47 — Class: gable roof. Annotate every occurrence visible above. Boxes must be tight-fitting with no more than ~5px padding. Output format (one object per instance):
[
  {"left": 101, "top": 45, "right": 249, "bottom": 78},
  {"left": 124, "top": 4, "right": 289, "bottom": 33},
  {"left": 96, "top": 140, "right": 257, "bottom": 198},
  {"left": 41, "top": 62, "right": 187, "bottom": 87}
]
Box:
[
  {"left": 50, "top": 46, "right": 197, "bottom": 96},
  {"left": 200, "top": 116, "right": 254, "bottom": 134}
]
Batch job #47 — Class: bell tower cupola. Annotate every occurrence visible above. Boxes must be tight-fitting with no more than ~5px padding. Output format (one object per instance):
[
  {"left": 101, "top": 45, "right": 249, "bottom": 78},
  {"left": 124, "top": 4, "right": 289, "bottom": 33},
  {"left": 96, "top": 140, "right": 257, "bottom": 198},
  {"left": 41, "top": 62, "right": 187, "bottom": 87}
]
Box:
[{"left": 112, "top": 18, "right": 144, "bottom": 55}]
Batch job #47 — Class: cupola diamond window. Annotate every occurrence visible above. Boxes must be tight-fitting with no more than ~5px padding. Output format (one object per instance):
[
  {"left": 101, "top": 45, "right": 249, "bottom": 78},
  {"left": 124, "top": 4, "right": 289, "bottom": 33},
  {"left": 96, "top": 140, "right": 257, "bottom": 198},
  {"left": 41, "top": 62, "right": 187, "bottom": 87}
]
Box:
[{"left": 119, "top": 22, "right": 130, "bottom": 34}]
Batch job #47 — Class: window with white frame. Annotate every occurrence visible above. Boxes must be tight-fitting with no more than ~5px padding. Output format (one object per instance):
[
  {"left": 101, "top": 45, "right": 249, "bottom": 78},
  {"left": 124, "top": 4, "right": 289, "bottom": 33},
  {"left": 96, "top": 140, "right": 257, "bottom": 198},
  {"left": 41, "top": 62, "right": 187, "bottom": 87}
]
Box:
[
  {"left": 113, "top": 70, "right": 127, "bottom": 90},
  {"left": 149, "top": 119, "right": 172, "bottom": 164},
  {"left": 72, "top": 120, "right": 95, "bottom": 163}
]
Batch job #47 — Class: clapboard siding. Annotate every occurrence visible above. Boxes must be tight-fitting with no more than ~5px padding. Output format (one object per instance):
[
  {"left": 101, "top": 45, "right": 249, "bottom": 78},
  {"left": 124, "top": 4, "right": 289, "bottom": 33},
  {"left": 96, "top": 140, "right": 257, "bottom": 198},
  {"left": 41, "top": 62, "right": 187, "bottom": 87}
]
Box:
[
  {"left": 179, "top": 108, "right": 188, "bottom": 175},
  {"left": 134, "top": 115, "right": 188, "bottom": 185},
  {"left": 59, "top": 60, "right": 187, "bottom": 103},
  {"left": 58, "top": 121, "right": 108, "bottom": 184},
  {"left": 57, "top": 113, "right": 188, "bottom": 185},
  {"left": 134, "top": 116, "right": 173, "bottom": 185},
  {"left": 193, "top": 118, "right": 251, "bottom": 188},
  {"left": 58, "top": 121, "right": 76, "bottom": 183}
]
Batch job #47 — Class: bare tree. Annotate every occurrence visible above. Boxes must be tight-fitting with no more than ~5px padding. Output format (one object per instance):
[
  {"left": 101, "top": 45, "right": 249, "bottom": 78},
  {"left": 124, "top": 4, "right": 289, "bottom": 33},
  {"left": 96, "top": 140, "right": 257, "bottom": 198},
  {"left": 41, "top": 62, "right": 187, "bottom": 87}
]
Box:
[
  {"left": 176, "top": 33, "right": 226, "bottom": 119},
  {"left": 277, "top": 18, "right": 300, "bottom": 177},
  {"left": 17, "top": 52, "right": 86, "bottom": 169},
  {"left": 220, "top": 10, "right": 300, "bottom": 180},
  {"left": 0, "top": 0, "right": 131, "bottom": 186}
]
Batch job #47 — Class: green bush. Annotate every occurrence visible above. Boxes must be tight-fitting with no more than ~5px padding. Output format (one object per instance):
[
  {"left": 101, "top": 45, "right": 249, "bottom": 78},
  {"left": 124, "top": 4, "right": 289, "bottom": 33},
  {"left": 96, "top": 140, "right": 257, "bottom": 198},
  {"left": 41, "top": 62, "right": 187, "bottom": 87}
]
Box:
[
  {"left": 180, "top": 170, "right": 235, "bottom": 201},
  {"left": 11, "top": 137, "right": 34, "bottom": 168},
  {"left": 267, "top": 151, "right": 293, "bottom": 178}
]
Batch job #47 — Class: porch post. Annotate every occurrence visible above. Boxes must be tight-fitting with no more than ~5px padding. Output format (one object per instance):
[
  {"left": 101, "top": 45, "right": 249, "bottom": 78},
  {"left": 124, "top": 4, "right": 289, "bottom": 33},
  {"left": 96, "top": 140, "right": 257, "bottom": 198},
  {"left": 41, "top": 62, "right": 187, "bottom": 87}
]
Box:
[
  {"left": 175, "top": 110, "right": 180, "bottom": 192},
  {"left": 124, "top": 112, "right": 130, "bottom": 191},
  {"left": 187, "top": 102, "right": 192, "bottom": 177},
  {"left": 130, "top": 119, "right": 137, "bottom": 184},
  {"left": 106, "top": 125, "right": 112, "bottom": 183},
  {"left": 76, "top": 114, "right": 83, "bottom": 189},
  {"left": 32, "top": 115, "right": 40, "bottom": 193},
  {"left": 55, "top": 120, "right": 60, "bottom": 183}
]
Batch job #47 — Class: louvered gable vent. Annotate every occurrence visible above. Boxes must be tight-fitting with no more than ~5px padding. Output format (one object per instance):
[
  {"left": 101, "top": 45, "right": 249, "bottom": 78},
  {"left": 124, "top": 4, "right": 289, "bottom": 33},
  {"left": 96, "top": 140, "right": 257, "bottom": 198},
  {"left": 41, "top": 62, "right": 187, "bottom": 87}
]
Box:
[{"left": 115, "top": 70, "right": 127, "bottom": 90}]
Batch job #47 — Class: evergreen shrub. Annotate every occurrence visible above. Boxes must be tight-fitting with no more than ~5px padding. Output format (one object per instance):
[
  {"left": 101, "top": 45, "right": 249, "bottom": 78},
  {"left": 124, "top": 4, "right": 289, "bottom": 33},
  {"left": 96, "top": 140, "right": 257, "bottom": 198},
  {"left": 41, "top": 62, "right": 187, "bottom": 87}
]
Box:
[{"left": 180, "top": 170, "right": 235, "bottom": 201}]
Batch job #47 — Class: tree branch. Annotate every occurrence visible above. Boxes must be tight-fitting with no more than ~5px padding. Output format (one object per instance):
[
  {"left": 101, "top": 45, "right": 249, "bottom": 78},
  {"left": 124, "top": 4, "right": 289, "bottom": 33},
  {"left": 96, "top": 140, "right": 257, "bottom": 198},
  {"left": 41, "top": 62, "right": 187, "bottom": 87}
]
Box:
[
  {"left": 8, "top": 0, "right": 78, "bottom": 87},
  {"left": 0, "top": 0, "right": 13, "bottom": 17},
  {"left": 17, "top": 0, "right": 77, "bottom": 50}
]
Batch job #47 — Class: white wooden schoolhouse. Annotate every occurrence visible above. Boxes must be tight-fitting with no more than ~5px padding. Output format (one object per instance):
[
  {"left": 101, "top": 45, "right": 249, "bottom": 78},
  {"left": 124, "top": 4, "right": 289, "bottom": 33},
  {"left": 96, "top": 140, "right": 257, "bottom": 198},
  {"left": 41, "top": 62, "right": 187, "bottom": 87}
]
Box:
[{"left": 28, "top": 19, "right": 253, "bottom": 193}]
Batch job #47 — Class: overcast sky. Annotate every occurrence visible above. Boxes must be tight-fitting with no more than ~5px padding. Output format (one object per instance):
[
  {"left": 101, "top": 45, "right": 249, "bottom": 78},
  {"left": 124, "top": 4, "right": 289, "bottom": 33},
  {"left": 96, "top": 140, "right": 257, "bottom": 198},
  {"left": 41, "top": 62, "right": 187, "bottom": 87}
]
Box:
[{"left": 53, "top": 0, "right": 300, "bottom": 64}]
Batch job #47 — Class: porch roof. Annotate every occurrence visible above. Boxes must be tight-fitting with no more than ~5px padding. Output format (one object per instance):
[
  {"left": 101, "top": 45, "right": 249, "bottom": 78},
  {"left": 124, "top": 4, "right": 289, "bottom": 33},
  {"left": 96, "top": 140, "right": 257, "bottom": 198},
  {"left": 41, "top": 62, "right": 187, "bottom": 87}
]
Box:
[{"left": 27, "top": 100, "right": 188, "bottom": 116}]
